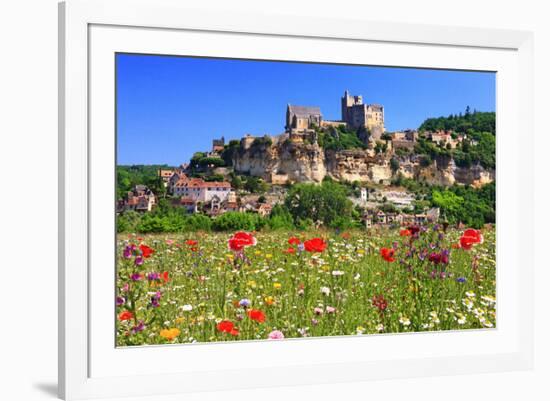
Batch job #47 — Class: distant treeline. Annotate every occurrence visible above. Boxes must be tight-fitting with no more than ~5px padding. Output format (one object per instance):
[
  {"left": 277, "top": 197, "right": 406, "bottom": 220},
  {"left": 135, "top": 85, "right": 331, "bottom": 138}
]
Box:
[
  {"left": 117, "top": 164, "right": 171, "bottom": 199},
  {"left": 413, "top": 109, "right": 496, "bottom": 169},
  {"left": 419, "top": 108, "right": 495, "bottom": 135}
]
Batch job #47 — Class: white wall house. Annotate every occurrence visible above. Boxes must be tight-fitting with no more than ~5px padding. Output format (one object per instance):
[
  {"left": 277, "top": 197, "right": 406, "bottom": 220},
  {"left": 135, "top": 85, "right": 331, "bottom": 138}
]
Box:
[{"left": 173, "top": 178, "right": 231, "bottom": 203}]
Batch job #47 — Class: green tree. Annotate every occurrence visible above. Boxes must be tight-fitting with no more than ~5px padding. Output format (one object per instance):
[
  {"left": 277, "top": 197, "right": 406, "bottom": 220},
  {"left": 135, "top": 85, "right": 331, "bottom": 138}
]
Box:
[
  {"left": 390, "top": 157, "right": 400, "bottom": 173},
  {"left": 431, "top": 190, "right": 464, "bottom": 223},
  {"left": 285, "top": 181, "right": 353, "bottom": 227},
  {"left": 244, "top": 177, "right": 268, "bottom": 194}
]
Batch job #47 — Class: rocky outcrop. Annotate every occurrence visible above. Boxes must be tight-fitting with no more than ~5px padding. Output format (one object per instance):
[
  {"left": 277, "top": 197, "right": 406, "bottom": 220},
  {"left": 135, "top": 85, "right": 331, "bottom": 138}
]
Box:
[
  {"left": 324, "top": 149, "right": 391, "bottom": 183},
  {"left": 233, "top": 141, "right": 327, "bottom": 183},
  {"left": 233, "top": 141, "right": 494, "bottom": 187}
]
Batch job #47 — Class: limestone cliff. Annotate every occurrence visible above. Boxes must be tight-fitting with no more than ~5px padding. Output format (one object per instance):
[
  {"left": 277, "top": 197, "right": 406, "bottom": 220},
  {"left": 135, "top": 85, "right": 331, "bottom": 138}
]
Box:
[{"left": 232, "top": 140, "right": 494, "bottom": 187}]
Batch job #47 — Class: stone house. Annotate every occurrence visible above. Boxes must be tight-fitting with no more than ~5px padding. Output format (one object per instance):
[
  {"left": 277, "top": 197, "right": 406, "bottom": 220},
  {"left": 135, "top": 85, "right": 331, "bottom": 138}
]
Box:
[
  {"left": 257, "top": 203, "right": 272, "bottom": 217},
  {"left": 118, "top": 184, "right": 156, "bottom": 213},
  {"left": 286, "top": 104, "right": 322, "bottom": 132},
  {"left": 212, "top": 136, "right": 225, "bottom": 153},
  {"left": 158, "top": 168, "right": 175, "bottom": 186}
]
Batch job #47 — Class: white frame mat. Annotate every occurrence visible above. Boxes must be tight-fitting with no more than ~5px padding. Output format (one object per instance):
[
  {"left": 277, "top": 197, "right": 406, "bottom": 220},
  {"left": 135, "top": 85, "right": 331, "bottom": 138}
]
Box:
[{"left": 59, "top": 1, "right": 534, "bottom": 399}]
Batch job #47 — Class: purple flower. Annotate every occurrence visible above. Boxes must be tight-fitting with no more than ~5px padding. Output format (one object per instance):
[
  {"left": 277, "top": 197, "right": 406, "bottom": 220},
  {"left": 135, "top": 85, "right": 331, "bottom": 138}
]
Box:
[
  {"left": 298, "top": 243, "right": 305, "bottom": 253},
  {"left": 147, "top": 272, "right": 160, "bottom": 281},
  {"left": 123, "top": 245, "right": 133, "bottom": 259},
  {"left": 392, "top": 241, "right": 399, "bottom": 250},
  {"left": 131, "top": 321, "right": 145, "bottom": 334},
  {"left": 239, "top": 298, "right": 251, "bottom": 308},
  {"left": 134, "top": 256, "right": 144, "bottom": 266},
  {"left": 456, "top": 277, "right": 466, "bottom": 283},
  {"left": 429, "top": 252, "right": 442, "bottom": 264},
  {"left": 441, "top": 249, "right": 450, "bottom": 265},
  {"left": 150, "top": 291, "right": 161, "bottom": 308},
  {"left": 130, "top": 273, "right": 142, "bottom": 281},
  {"left": 116, "top": 296, "right": 125, "bottom": 306}
]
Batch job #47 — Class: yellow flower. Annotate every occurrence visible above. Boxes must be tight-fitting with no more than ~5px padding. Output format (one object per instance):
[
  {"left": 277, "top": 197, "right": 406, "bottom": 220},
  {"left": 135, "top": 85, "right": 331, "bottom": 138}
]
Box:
[
  {"left": 265, "top": 254, "right": 273, "bottom": 259},
  {"left": 357, "top": 249, "right": 365, "bottom": 255},
  {"left": 273, "top": 282, "right": 282, "bottom": 290},
  {"left": 254, "top": 250, "right": 262, "bottom": 256},
  {"left": 247, "top": 280, "right": 257, "bottom": 288},
  {"left": 264, "top": 296, "right": 275, "bottom": 306},
  {"left": 160, "top": 328, "right": 181, "bottom": 341},
  {"left": 175, "top": 317, "right": 186, "bottom": 324}
]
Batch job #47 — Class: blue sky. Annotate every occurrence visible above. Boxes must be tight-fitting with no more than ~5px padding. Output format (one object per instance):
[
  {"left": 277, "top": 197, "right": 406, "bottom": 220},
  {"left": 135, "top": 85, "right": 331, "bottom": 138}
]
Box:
[{"left": 116, "top": 53, "right": 495, "bottom": 166}]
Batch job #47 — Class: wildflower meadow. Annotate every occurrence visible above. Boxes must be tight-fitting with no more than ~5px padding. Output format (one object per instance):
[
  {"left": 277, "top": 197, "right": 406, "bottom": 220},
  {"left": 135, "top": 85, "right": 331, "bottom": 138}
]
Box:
[{"left": 116, "top": 225, "right": 495, "bottom": 346}]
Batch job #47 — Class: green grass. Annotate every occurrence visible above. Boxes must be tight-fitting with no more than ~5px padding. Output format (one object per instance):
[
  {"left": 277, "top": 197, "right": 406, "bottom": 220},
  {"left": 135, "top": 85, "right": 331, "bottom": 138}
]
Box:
[{"left": 116, "top": 227, "right": 496, "bottom": 346}]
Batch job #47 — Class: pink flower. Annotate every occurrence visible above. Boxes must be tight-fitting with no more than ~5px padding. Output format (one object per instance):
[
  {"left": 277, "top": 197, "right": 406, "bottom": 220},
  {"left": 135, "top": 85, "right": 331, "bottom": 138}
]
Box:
[
  {"left": 268, "top": 330, "right": 285, "bottom": 340},
  {"left": 326, "top": 306, "right": 337, "bottom": 314},
  {"left": 313, "top": 307, "right": 324, "bottom": 315}
]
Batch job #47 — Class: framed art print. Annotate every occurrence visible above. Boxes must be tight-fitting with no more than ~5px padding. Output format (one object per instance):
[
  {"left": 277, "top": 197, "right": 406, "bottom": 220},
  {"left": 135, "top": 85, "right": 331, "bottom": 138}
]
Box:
[{"left": 59, "top": 0, "right": 534, "bottom": 399}]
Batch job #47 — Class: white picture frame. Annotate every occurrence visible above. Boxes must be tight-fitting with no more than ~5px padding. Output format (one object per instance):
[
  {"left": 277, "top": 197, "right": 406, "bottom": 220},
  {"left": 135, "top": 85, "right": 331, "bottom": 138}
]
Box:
[{"left": 59, "top": 0, "right": 534, "bottom": 399}]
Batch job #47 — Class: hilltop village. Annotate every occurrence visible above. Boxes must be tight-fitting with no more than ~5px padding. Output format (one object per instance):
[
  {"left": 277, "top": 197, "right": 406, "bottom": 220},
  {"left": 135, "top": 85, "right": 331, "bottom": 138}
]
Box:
[{"left": 117, "top": 91, "right": 496, "bottom": 230}]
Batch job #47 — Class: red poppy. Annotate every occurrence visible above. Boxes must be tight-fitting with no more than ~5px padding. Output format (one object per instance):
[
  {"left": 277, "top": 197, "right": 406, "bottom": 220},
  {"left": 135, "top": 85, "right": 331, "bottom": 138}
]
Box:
[
  {"left": 118, "top": 311, "right": 133, "bottom": 321},
  {"left": 288, "top": 237, "right": 301, "bottom": 245},
  {"left": 139, "top": 244, "right": 154, "bottom": 258},
  {"left": 283, "top": 247, "right": 296, "bottom": 254},
  {"left": 230, "top": 329, "right": 240, "bottom": 336},
  {"left": 407, "top": 225, "right": 421, "bottom": 235},
  {"left": 185, "top": 239, "right": 198, "bottom": 246},
  {"left": 380, "top": 247, "right": 396, "bottom": 262},
  {"left": 459, "top": 229, "right": 483, "bottom": 250},
  {"left": 247, "top": 309, "right": 266, "bottom": 323},
  {"left": 303, "top": 238, "right": 327, "bottom": 253},
  {"left": 372, "top": 295, "right": 388, "bottom": 312},
  {"left": 399, "top": 229, "right": 411, "bottom": 237},
  {"left": 228, "top": 231, "right": 257, "bottom": 251},
  {"left": 161, "top": 271, "right": 169, "bottom": 283},
  {"left": 217, "top": 320, "right": 235, "bottom": 333}
]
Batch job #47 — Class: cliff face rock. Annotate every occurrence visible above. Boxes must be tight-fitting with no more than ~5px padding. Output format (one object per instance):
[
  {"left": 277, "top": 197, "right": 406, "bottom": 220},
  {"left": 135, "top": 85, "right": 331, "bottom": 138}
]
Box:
[
  {"left": 233, "top": 141, "right": 327, "bottom": 183},
  {"left": 324, "top": 149, "right": 391, "bottom": 183},
  {"left": 233, "top": 141, "right": 494, "bottom": 187},
  {"left": 452, "top": 163, "right": 495, "bottom": 188}
]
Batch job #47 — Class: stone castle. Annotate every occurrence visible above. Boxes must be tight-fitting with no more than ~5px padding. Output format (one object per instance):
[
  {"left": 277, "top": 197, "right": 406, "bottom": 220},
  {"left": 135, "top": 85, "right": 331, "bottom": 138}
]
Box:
[
  {"left": 284, "top": 91, "right": 385, "bottom": 140},
  {"left": 341, "top": 90, "right": 385, "bottom": 139}
]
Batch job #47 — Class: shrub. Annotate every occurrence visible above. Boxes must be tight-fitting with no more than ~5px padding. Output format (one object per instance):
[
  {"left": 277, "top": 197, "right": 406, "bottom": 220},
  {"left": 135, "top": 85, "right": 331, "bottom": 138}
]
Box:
[{"left": 212, "top": 212, "right": 265, "bottom": 232}]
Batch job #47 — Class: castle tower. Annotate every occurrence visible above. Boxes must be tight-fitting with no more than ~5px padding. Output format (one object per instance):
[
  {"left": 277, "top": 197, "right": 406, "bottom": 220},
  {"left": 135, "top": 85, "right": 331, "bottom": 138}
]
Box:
[
  {"left": 341, "top": 90, "right": 363, "bottom": 123},
  {"left": 341, "top": 90, "right": 353, "bottom": 122}
]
